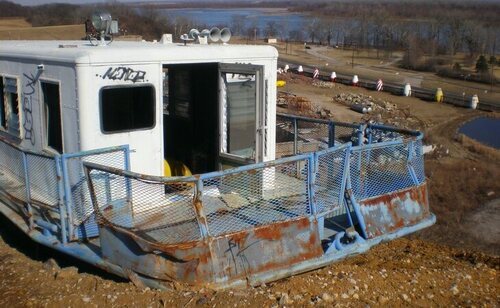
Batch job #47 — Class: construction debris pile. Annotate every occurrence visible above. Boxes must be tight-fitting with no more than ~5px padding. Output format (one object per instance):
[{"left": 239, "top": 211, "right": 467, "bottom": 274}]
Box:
[
  {"left": 278, "top": 92, "right": 332, "bottom": 118},
  {"left": 312, "top": 80, "right": 335, "bottom": 89},
  {"left": 334, "top": 93, "right": 423, "bottom": 130}
]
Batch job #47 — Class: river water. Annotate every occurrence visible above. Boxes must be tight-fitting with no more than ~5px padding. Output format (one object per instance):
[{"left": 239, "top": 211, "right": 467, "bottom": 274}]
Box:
[
  {"left": 458, "top": 117, "right": 500, "bottom": 149},
  {"left": 158, "top": 8, "right": 309, "bottom": 36}
]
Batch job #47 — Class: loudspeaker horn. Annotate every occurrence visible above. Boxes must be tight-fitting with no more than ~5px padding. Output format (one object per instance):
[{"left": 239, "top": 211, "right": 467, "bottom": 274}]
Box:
[
  {"left": 220, "top": 27, "right": 231, "bottom": 43},
  {"left": 188, "top": 28, "right": 200, "bottom": 40},
  {"left": 209, "top": 27, "right": 221, "bottom": 42},
  {"left": 199, "top": 29, "right": 210, "bottom": 38}
]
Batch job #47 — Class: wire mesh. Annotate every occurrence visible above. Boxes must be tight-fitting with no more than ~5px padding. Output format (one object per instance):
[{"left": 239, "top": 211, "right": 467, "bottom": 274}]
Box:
[
  {"left": 315, "top": 146, "right": 349, "bottom": 216},
  {"left": 26, "top": 153, "right": 59, "bottom": 208},
  {"left": 412, "top": 139, "right": 426, "bottom": 185},
  {"left": 333, "top": 124, "right": 360, "bottom": 145},
  {"left": 276, "top": 114, "right": 360, "bottom": 158},
  {"left": 88, "top": 168, "right": 202, "bottom": 245},
  {"left": 0, "top": 140, "right": 27, "bottom": 203},
  {"left": 64, "top": 149, "right": 127, "bottom": 227},
  {"left": 350, "top": 143, "right": 416, "bottom": 200},
  {"left": 202, "top": 157, "right": 311, "bottom": 237}
]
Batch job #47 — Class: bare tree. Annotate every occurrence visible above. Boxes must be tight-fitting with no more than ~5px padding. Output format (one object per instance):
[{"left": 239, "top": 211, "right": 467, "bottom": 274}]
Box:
[
  {"left": 265, "top": 21, "right": 278, "bottom": 38},
  {"left": 305, "top": 18, "right": 321, "bottom": 44},
  {"left": 230, "top": 15, "right": 246, "bottom": 36}
]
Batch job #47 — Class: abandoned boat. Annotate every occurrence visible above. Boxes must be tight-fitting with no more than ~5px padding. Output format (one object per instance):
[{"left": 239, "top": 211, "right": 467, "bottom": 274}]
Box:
[{"left": 0, "top": 26, "right": 435, "bottom": 289}]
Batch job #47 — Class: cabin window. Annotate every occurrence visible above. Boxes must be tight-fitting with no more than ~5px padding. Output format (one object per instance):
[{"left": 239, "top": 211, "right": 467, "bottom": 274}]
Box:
[
  {"left": 41, "top": 82, "right": 63, "bottom": 153},
  {"left": 0, "top": 78, "right": 5, "bottom": 129},
  {"left": 221, "top": 72, "right": 256, "bottom": 159},
  {"left": 1, "top": 77, "right": 20, "bottom": 137},
  {"left": 100, "top": 85, "right": 155, "bottom": 133}
]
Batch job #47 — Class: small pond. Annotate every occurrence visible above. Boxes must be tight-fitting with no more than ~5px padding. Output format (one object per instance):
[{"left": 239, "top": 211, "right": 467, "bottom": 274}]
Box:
[{"left": 458, "top": 117, "right": 500, "bottom": 149}]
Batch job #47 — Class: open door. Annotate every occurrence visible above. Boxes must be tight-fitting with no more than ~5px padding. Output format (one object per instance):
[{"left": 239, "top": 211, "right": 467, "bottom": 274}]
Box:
[{"left": 219, "top": 63, "right": 265, "bottom": 169}]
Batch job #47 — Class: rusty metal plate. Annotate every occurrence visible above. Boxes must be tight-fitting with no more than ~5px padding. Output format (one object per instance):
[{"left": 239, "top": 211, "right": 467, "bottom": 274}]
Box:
[{"left": 359, "top": 183, "right": 430, "bottom": 239}]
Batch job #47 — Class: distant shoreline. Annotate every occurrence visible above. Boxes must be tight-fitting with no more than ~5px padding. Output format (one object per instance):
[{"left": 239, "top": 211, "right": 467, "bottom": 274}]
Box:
[{"left": 160, "top": 7, "right": 296, "bottom": 16}]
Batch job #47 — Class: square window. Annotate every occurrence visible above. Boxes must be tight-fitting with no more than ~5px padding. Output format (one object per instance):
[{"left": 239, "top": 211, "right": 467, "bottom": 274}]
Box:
[{"left": 101, "top": 86, "right": 155, "bottom": 133}]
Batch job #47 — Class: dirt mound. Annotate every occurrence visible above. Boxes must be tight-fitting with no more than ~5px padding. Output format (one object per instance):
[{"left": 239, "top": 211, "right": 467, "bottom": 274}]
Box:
[{"left": 0, "top": 226, "right": 498, "bottom": 307}]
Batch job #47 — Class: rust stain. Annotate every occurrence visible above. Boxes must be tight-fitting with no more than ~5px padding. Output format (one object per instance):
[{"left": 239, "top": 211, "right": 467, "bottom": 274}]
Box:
[
  {"left": 247, "top": 169, "right": 257, "bottom": 175},
  {"left": 193, "top": 198, "right": 209, "bottom": 228},
  {"left": 254, "top": 243, "right": 323, "bottom": 274},
  {"left": 360, "top": 183, "right": 430, "bottom": 238},
  {"left": 253, "top": 217, "right": 309, "bottom": 241}
]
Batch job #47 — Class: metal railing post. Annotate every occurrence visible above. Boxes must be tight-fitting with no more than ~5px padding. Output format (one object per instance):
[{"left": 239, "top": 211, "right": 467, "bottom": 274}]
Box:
[
  {"left": 55, "top": 156, "right": 68, "bottom": 244},
  {"left": 293, "top": 118, "right": 298, "bottom": 155},
  {"left": 308, "top": 154, "right": 317, "bottom": 216},
  {"left": 21, "top": 152, "right": 34, "bottom": 229},
  {"left": 194, "top": 179, "right": 210, "bottom": 239},
  {"left": 407, "top": 140, "right": 419, "bottom": 185},
  {"left": 123, "top": 146, "right": 132, "bottom": 201},
  {"left": 338, "top": 144, "right": 351, "bottom": 207},
  {"left": 328, "top": 121, "right": 335, "bottom": 148},
  {"left": 60, "top": 155, "right": 75, "bottom": 241}
]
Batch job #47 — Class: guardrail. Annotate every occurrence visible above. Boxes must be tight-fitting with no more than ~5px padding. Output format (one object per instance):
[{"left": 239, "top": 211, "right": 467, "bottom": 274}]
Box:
[
  {"left": 0, "top": 135, "right": 130, "bottom": 243},
  {"left": 276, "top": 113, "right": 362, "bottom": 158},
  {"left": 83, "top": 117, "right": 425, "bottom": 247},
  {"left": 84, "top": 144, "right": 353, "bottom": 244},
  {"left": 1, "top": 115, "right": 425, "bottom": 249}
]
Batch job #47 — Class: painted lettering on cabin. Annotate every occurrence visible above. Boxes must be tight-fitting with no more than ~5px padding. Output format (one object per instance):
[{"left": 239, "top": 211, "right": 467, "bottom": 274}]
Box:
[
  {"left": 101, "top": 67, "right": 146, "bottom": 83},
  {"left": 22, "top": 73, "right": 36, "bottom": 145}
]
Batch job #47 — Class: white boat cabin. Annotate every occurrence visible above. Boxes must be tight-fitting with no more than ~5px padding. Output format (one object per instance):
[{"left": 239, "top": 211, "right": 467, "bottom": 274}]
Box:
[{"left": 0, "top": 40, "right": 278, "bottom": 176}]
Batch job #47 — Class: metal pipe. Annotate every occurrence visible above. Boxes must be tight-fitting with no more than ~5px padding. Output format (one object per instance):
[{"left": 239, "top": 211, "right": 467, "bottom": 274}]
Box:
[
  {"left": 308, "top": 154, "right": 317, "bottom": 216},
  {"left": 54, "top": 156, "right": 68, "bottom": 244},
  {"left": 34, "top": 219, "right": 58, "bottom": 233},
  {"left": 194, "top": 179, "right": 210, "bottom": 238},
  {"left": 328, "top": 122, "right": 335, "bottom": 148},
  {"left": 345, "top": 173, "right": 367, "bottom": 239},
  {"left": 60, "top": 156, "right": 75, "bottom": 240},
  {"left": 21, "top": 152, "right": 33, "bottom": 229},
  {"left": 293, "top": 118, "right": 298, "bottom": 155},
  {"left": 407, "top": 141, "right": 419, "bottom": 185}
]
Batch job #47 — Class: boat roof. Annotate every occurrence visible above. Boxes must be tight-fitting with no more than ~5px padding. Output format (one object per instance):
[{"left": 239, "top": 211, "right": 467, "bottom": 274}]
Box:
[{"left": 0, "top": 40, "right": 278, "bottom": 65}]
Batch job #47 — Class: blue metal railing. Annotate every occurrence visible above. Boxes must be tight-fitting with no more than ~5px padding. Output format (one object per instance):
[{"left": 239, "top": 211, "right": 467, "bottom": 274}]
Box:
[
  {"left": 1, "top": 115, "right": 425, "bottom": 246},
  {"left": 80, "top": 116, "right": 425, "bottom": 246},
  {"left": 0, "top": 136, "right": 130, "bottom": 243}
]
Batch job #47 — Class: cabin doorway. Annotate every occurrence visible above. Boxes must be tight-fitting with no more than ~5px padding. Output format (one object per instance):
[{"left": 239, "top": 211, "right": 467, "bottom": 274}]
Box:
[
  {"left": 163, "top": 63, "right": 219, "bottom": 175},
  {"left": 162, "top": 62, "right": 264, "bottom": 176}
]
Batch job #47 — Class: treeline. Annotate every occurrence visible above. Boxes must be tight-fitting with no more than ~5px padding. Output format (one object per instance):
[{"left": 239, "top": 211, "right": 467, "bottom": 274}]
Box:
[
  {"left": 291, "top": 1, "right": 500, "bottom": 24},
  {"left": 281, "top": 1, "right": 499, "bottom": 84},
  {"left": 129, "top": 1, "right": 296, "bottom": 9},
  {"left": 289, "top": 1, "right": 500, "bottom": 59},
  {"left": 0, "top": 0, "right": 174, "bottom": 40}
]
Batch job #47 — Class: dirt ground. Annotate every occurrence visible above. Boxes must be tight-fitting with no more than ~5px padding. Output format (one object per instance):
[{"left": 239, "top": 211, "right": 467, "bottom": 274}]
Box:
[
  {"left": 1, "top": 69, "right": 499, "bottom": 307},
  {"left": 0, "top": 216, "right": 498, "bottom": 307}
]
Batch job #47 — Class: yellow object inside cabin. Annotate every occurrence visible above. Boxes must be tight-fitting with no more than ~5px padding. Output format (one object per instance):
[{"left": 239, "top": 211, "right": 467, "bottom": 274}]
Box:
[{"left": 164, "top": 159, "right": 192, "bottom": 177}]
